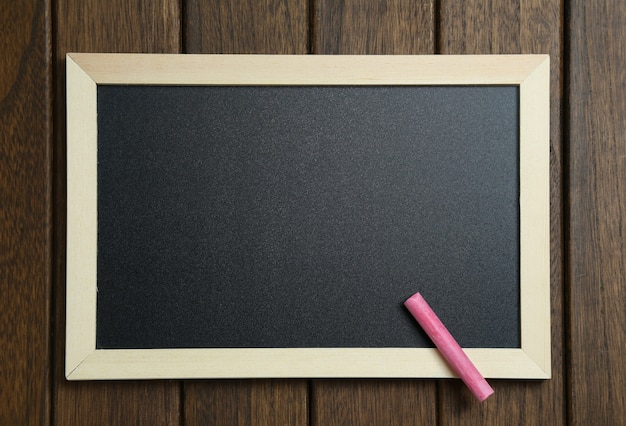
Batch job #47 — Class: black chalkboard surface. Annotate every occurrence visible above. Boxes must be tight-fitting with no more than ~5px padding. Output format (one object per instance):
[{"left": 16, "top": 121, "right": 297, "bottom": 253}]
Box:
[
  {"left": 66, "top": 54, "right": 550, "bottom": 379},
  {"left": 96, "top": 85, "right": 520, "bottom": 349}
]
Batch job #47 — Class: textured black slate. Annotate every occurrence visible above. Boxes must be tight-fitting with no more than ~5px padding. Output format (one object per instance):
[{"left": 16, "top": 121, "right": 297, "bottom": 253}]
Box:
[{"left": 96, "top": 85, "right": 520, "bottom": 349}]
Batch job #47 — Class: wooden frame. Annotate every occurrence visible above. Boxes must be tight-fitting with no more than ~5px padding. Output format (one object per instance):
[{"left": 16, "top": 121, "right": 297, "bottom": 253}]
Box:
[{"left": 66, "top": 53, "right": 550, "bottom": 380}]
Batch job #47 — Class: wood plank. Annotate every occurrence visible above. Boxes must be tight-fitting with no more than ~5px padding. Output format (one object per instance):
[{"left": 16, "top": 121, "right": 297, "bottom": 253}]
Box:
[
  {"left": 311, "top": 380, "right": 436, "bottom": 426},
  {"left": 311, "top": 1, "right": 438, "bottom": 424},
  {"left": 183, "top": 1, "right": 310, "bottom": 424},
  {"left": 0, "top": 0, "right": 51, "bottom": 424},
  {"left": 55, "top": 382, "right": 181, "bottom": 425},
  {"left": 185, "top": 0, "right": 308, "bottom": 54},
  {"left": 568, "top": 1, "right": 626, "bottom": 424},
  {"left": 439, "top": 0, "right": 520, "bottom": 54},
  {"left": 438, "top": 0, "right": 564, "bottom": 422},
  {"left": 53, "top": 1, "right": 181, "bottom": 424},
  {"left": 185, "top": 380, "right": 307, "bottom": 425},
  {"left": 313, "top": 0, "right": 435, "bottom": 54}
]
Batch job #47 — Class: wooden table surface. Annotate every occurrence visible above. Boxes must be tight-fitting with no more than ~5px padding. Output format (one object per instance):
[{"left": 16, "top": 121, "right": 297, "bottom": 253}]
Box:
[{"left": 1, "top": 0, "right": 624, "bottom": 424}]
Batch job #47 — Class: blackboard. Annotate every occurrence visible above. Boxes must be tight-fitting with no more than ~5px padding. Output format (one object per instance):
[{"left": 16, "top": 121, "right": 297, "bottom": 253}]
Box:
[
  {"left": 96, "top": 84, "right": 520, "bottom": 349},
  {"left": 66, "top": 54, "right": 551, "bottom": 380}
]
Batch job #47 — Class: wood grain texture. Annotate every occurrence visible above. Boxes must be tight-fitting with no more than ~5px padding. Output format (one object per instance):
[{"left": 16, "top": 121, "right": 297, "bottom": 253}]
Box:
[
  {"left": 439, "top": 0, "right": 520, "bottom": 54},
  {"left": 0, "top": 0, "right": 51, "bottom": 424},
  {"left": 185, "top": 380, "right": 307, "bottom": 425},
  {"left": 183, "top": 1, "right": 309, "bottom": 424},
  {"left": 439, "top": 0, "right": 564, "bottom": 423},
  {"left": 185, "top": 0, "right": 308, "bottom": 54},
  {"left": 311, "top": 1, "right": 438, "bottom": 424},
  {"left": 313, "top": 0, "right": 434, "bottom": 54},
  {"left": 53, "top": 1, "right": 181, "bottom": 423},
  {"left": 568, "top": 1, "right": 626, "bottom": 424},
  {"left": 55, "top": 382, "right": 180, "bottom": 425},
  {"left": 311, "top": 380, "right": 436, "bottom": 426}
]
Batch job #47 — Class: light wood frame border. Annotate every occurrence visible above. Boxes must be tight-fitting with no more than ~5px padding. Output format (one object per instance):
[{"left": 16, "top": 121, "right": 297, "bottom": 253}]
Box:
[{"left": 66, "top": 53, "right": 550, "bottom": 380}]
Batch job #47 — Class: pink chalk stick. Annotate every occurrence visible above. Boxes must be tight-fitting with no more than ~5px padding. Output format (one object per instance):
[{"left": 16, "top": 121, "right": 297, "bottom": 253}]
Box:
[{"left": 404, "top": 292, "right": 494, "bottom": 402}]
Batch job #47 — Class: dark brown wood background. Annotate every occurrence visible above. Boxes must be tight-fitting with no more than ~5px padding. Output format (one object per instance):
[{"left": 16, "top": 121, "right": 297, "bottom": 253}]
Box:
[{"left": 1, "top": 0, "right": 624, "bottom": 424}]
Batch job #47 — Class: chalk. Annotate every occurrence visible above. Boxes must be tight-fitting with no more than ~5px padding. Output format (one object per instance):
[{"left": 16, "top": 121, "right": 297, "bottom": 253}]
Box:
[{"left": 404, "top": 292, "right": 494, "bottom": 402}]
